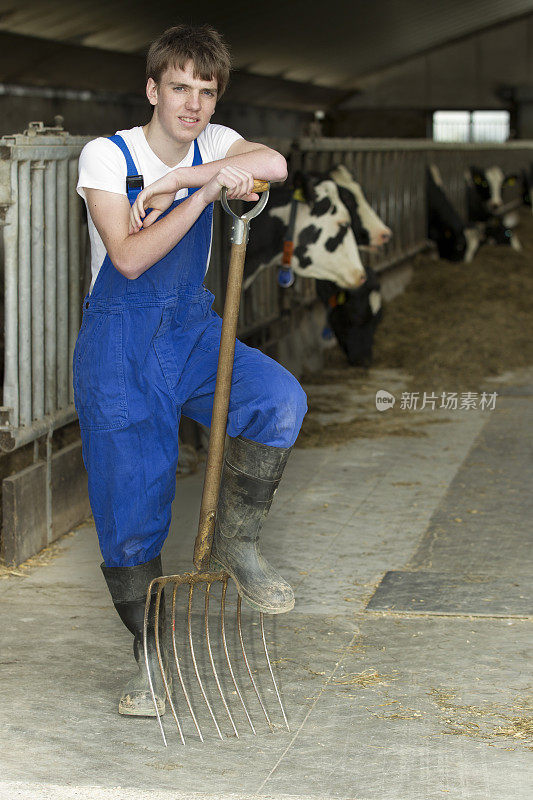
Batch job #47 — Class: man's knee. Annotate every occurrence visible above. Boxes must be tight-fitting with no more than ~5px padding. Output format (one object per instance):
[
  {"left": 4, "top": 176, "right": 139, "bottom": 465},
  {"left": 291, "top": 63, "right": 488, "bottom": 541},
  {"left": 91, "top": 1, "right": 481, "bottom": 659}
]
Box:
[
  {"left": 273, "top": 372, "right": 307, "bottom": 442},
  {"left": 243, "top": 368, "right": 307, "bottom": 448}
]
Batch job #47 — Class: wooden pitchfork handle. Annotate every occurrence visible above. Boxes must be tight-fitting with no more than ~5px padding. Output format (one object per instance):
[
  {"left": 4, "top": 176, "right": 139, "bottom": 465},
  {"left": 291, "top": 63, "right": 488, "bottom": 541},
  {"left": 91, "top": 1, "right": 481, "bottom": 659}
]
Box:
[{"left": 193, "top": 180, "right": 270, "bottom": 572}]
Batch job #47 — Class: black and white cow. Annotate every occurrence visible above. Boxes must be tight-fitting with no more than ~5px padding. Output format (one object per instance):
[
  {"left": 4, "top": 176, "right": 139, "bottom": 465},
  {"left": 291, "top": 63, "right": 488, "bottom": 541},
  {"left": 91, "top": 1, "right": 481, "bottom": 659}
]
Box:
[
  {"left": 242, "top": 169, "right": 391, "bottom": 368},
  {"left": 315, "top": 265, "right": 383, "bottom": 368},
  {"left": 427, "top": 165, "right": 482, "bottom": 263},
  {"left": 467, "top": 165, "right": 516, "bottom": 219},
  {"left": 329, "top": 165, "right": 392, "bottom": 248},
  {"left": 313, "top": 166, "right": 393, "bottom": 366},
  {"left": 243, "top": 174, "right": 366, "bottom": 291},
  {"left": 520, "top": 165, "right": 533, "bottom": 210},
  {"left": 466, "top": 165, "right": 522, "bottom": 251},
  {"left": 484, "top": 211, "right": 522, "bottom": 251}
]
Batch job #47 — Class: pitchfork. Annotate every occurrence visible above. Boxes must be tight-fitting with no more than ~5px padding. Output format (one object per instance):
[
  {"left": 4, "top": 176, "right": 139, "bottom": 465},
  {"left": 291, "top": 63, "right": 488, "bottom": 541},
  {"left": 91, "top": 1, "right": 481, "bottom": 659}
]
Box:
[{"left": 143, "top": 181, "right": 291, "bottom": 746}]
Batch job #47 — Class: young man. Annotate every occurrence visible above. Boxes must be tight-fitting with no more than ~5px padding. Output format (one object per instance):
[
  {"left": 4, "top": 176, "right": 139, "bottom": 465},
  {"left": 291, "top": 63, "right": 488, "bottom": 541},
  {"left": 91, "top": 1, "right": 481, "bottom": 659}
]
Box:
[{"left": 74, "top": 24, "right": 307, "bottom": 716}]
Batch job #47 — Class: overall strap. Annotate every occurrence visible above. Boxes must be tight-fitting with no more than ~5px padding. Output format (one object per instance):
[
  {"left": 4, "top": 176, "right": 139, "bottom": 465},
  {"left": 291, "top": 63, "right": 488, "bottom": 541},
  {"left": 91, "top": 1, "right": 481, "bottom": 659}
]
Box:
[
  {"left": 108, "top": 134, "right": 144, "bottom": 205},
  {"left": 187, "top": 139, "right": 203, "bottom": 196}
]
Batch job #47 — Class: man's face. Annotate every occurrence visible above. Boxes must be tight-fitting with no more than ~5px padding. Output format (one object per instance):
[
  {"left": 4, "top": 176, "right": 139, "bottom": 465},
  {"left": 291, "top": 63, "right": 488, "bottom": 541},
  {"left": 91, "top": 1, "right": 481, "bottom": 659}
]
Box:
[{"left": 147, "top": 60, "right": 218, "bottom": 144}]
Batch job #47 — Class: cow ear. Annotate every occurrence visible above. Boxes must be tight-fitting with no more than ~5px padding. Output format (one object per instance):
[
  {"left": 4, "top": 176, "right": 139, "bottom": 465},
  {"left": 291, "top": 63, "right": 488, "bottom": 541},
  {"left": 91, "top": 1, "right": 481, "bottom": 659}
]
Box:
[
  {"left": 293, "top": 171, "right": 311, "bottom": 198},
  {"left": 292, "top": 171, "right": 304, "bottom": 190},
  {"left": 471, "top": 167, "right": 483, "bottom": 184},
  {"left": 301, "top": 173, "right": 316, "bottom": 203}
]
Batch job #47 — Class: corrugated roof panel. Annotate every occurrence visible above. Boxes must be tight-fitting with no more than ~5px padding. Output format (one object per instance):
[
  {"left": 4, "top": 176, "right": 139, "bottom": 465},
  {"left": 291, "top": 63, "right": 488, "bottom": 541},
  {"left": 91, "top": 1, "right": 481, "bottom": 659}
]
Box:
[{"left": 0, "top": 0, "right": 533, "bottom": 89}]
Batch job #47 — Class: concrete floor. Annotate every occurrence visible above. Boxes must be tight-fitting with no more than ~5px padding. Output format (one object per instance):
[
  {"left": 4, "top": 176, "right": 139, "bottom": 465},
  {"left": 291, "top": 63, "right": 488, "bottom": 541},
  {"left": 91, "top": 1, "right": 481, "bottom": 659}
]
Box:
[{"left": 0, "top": 368, "right": 531, "bottom": 800}]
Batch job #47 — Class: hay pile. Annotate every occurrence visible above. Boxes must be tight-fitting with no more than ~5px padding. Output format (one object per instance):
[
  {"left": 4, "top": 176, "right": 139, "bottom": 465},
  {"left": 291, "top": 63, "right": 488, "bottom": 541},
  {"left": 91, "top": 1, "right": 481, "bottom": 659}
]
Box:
[
  {"left": 298, "top": 209, "right": 533, "bottom": 447},
  {"left": 373, "top": 210, "right": 533, "bottom": 393}
]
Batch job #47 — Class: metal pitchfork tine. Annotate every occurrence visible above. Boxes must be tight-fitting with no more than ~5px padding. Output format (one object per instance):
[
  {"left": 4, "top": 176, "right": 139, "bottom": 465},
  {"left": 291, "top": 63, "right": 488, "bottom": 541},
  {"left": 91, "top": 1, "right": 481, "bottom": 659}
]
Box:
[{"left": 143, "top": 180, "right": 291, "bottom": 745}]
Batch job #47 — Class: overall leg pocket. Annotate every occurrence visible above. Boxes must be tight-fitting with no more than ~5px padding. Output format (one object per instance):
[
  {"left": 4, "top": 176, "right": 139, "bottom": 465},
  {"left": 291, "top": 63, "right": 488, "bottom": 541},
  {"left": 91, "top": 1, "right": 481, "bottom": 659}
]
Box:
[
  {"left": 183, "top": 290, "right": 221, "bottom": 353},
  {"left": 73, "top": 311, "right": 129, "bottom": 431}
]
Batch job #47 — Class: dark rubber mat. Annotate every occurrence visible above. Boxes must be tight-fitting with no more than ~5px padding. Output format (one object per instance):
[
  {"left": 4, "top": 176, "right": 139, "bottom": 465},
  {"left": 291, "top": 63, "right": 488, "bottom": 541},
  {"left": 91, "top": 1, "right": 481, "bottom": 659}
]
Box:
[
  {"left": 366, "top": 570, "right": 532, "bottom": 616},
  {"left": 367, "top": 396, "right": 533, "bottom": 616}
]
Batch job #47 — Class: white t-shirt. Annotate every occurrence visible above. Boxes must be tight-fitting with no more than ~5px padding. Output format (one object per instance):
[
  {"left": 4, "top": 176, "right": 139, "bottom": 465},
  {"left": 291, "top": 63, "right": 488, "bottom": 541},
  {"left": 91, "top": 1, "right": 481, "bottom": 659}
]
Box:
[{"left": 77, "top": 123, "right": 243, "bottom": 293}]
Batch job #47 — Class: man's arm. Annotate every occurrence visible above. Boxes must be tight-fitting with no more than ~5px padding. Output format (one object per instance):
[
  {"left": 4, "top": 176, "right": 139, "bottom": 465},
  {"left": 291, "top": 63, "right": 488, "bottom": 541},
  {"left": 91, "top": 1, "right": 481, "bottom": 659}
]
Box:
[
  {"left": 128, "top": 141, "right": 287, "bottom": 239},
  {"left": 84, "top": 186, "right": 210, "bottom": 280},
  {"left": 85, "top": 142, "right": 287, "bottom": 281},
  {"left": 176, "top": 139, "right": 288, "bottom": 189}
]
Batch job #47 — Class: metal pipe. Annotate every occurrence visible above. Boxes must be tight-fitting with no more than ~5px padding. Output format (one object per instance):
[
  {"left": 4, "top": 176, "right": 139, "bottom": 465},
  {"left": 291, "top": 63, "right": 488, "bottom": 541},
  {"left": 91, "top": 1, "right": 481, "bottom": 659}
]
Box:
[
  {"left": 68, "top": 158, "right": 80, "bottom": 406},
  {"left": 18, "top": 161, "right": 32, "bottom": 427},
  {"left": 31, "top": 160, "right": 45, "bottom": 421},
  {"left": 44, "top": 160, "right": 57, "bottom": 415},
  {"left": 0, "top": 404, "right": 78, "bottom": 452},
  {"left": 45, "top": 429, "right": 52, "bottom": 544},
  {"left": 3, "top": 159, "right": 20, "bottom": 428},
  {"left": 56, "top": 159, "right": 69, "bottom": 410}
]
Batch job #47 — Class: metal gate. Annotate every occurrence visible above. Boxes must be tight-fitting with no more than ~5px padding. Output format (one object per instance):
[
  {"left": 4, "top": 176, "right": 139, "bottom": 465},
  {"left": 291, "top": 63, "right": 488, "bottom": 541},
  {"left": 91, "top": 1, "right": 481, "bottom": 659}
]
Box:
[{"left": 0, "top": 122, "right": 87, "bottom": 452}]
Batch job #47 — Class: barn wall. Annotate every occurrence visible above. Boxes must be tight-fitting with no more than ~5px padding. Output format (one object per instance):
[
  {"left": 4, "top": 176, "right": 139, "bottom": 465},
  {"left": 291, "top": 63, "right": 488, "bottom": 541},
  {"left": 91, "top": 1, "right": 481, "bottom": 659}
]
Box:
[
  {"left": 514, "top": 86, "right": 533, "bottom": 139},
  {"left": 517, "top": 101, "right": 533, "bottom": 139},
  {"left": 0, "top": 91, "right": 150, "bottom": 138},
  {"left": 329, "top": 109, "right": 430, "bottom": 139},
  {"left": 0, "top": 88, "right": 310, "bottom": 140}
]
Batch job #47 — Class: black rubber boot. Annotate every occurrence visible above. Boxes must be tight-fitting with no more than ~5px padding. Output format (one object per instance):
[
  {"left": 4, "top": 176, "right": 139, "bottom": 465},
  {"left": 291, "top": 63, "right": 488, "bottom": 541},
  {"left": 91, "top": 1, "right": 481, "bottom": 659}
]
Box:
[
  {"left": 211, "top": 436, "right": 295, "bottom": 614},
  {"left": 101, "top": 555, "right": 171, "bottom": 716}
]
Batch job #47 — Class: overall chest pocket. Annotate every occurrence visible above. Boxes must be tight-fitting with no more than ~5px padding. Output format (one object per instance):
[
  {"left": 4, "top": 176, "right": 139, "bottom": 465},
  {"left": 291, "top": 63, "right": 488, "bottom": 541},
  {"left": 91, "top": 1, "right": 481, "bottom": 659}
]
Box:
[{"left": 73, "top": 311, "right": 129, "bottom": 431}]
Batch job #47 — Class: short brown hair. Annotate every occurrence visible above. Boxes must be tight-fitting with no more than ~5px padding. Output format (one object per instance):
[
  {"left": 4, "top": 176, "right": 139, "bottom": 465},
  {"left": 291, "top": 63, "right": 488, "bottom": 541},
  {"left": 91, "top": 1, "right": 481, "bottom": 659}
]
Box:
[{"left": 146, "top": 25, "right": 231, "bottom": 98}]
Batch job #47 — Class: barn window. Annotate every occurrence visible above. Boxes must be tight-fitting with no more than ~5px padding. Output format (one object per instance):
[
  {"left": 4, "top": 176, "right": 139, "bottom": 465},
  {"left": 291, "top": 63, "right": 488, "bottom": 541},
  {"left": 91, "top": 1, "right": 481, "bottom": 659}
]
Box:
[
  {"left": 433, "top": 111, "right": 510, "bottom": 143},
  {"left": 433, "top": 111, "right": 470, "bottom": 142},
  {"left": 471, "top": 111, "right": 510, "bottom": 142}
]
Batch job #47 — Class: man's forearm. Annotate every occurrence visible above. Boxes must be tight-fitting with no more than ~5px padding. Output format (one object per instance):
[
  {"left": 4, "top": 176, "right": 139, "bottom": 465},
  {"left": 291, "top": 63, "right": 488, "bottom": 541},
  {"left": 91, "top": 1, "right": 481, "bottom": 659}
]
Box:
[
  {"left": 112, "top": 191, "right": 208, "bottom": 279},
  {"left": 175, "top": 145, "right": 287, "bottom": 191},
  {"left": 109, "top": 146, "right": 286, "bottom": 279}
]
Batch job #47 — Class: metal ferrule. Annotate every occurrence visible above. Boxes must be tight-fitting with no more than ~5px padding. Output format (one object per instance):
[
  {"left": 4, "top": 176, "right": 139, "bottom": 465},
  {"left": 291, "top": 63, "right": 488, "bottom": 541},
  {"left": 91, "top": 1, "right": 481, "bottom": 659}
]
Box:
[
  {"left": 231, "top": 218, "right": 249, "bottom": 245},
  {"left": 220, "top": 186, "right": 270, "bottom": 245}
]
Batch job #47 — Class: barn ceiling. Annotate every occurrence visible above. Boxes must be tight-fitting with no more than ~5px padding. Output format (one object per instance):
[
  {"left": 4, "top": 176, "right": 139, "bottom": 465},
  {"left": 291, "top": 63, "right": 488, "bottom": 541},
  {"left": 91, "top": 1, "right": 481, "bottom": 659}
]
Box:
[{"left": 0, "top": 0, "right": 532, "bottom": 109}]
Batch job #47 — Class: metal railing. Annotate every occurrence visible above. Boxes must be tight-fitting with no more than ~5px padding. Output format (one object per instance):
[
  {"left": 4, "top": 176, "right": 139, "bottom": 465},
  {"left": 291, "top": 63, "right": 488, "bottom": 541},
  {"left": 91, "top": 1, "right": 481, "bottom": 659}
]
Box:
[
  {"left": 1, "top": 127, "right": 533, "bottom": 454},
  {"left": 0, "top": 122, "right": 87, "bottom": 451}
]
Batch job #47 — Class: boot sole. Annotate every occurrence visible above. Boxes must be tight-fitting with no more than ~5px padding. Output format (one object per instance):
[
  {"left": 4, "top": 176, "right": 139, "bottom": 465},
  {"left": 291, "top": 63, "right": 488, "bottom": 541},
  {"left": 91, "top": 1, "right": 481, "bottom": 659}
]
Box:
[
  {"left": 118, "top": 672, "right": 172, "bottom": 717},
  {"left": 119, "top": 696, "right": 166, "bottom": 717},
  {"left": 210, "top": 558, "right": 295, "bottom": 615}
]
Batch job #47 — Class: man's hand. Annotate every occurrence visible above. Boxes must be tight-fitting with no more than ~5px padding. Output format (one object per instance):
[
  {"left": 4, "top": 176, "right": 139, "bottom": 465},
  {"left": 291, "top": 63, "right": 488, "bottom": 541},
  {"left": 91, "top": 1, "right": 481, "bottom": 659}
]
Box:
[
  {"left": 129, "top": 171, "right": 181, "bottom": 233},
  {"left": 197, "top": 165, "right": 259, "bottom": 206},
  {"left": 129, "top": 165, "right": 259, "bottom": 232}
]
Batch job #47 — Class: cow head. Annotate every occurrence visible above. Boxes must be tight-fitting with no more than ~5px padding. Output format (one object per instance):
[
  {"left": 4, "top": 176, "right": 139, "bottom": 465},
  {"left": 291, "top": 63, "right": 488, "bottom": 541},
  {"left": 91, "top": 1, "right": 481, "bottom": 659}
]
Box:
[
  {"left": 329, "top": 164, "right": 392, "bottom": 248},
  {"left": 427, "top": 164, "right": 472, "bottom": 262},
  {"left": 268, "top": 175, "right": 367, "bottom": 289},
  {"left": 469, "top": 165, "right": 517, "bottom": 212}
]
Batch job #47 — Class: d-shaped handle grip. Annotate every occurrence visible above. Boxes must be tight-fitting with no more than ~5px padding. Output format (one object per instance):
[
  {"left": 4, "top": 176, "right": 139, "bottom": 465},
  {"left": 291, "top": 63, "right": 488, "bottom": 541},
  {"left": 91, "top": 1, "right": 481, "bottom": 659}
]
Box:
[{"left": 220, "top": 182, "right": 270, "bottom": 222}]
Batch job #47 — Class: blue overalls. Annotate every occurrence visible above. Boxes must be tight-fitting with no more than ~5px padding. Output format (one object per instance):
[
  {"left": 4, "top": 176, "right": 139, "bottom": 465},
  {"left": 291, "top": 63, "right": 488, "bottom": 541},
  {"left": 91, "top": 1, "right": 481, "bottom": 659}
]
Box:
[{"left": 73, "top": 136, "right": 307, "bottom": 568}]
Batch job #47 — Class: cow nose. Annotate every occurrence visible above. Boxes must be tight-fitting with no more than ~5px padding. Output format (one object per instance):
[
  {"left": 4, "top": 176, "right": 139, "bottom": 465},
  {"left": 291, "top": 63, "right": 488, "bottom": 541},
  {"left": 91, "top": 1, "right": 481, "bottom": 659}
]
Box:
[
  {"left": 380, "top": 229, "right": 392, "bottom": 244},
  {"left": 356, "top": 273, "right": 366, "bottom": 287},
  {"left": 488, "top": 200, "right": 500, "bottom": 211}
]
